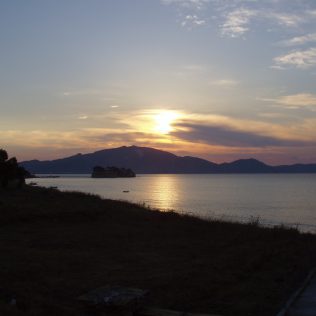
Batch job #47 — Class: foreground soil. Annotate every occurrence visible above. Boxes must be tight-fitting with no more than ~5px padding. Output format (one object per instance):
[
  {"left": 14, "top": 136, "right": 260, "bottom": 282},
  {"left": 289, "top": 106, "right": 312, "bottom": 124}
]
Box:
[{"left": 0, "top": 186, "right": 316, "bottom": 316}]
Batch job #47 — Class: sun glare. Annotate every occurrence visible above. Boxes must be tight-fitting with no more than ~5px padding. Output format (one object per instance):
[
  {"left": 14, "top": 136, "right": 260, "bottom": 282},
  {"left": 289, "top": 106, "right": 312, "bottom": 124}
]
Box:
[{"left": 154, "top": 111, "right": 178, "bottom": 134}]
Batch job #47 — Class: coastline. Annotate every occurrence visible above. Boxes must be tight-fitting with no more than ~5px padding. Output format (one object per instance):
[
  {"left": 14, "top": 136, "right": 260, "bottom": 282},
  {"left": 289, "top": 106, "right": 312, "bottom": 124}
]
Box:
[
  {"left": 1, "top": 186, "right": 316, "bottom": 315},
  {"left": 25, "top": 174, "right": 316, "bottom": 234}
]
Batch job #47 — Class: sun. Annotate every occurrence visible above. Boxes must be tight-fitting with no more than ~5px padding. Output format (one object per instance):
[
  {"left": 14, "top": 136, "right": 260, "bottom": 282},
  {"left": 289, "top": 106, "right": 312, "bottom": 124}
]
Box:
[{"left": 154, "top": 111, "right": 178, "bottom": 134}]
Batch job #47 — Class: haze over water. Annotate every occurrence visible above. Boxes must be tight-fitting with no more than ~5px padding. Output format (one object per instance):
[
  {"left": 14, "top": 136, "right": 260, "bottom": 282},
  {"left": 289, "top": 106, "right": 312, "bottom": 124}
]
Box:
[{"left": 28, "top": 174, "right": 316, "bottom": 233}]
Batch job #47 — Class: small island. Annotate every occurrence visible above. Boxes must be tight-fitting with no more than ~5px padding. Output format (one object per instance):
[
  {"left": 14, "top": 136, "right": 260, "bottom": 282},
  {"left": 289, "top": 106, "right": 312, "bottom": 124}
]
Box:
[{"left": 91, "top": 166, "right": 136, "bottom": 178}]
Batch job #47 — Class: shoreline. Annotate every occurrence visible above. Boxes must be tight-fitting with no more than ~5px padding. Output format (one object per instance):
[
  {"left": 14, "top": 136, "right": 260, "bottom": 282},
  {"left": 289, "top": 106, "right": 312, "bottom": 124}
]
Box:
[
  {"left": 1, "top": 186, "right": 316, "bottom": 315},
  {"left": 25, "top": 176, "right": 316, "bottom": 234}
]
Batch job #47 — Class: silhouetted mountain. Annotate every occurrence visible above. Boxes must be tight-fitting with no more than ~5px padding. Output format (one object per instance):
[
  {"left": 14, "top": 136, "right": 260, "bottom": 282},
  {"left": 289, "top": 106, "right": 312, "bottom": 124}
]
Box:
[
  {"left": 20, "top": 145, "right": 316, "bottom": 174},
  {"left": 218, "top": 158, "right": 274, "bottom": 173},
  {"left": 274, "top": 163, "right": 316, "bottom": 173}
]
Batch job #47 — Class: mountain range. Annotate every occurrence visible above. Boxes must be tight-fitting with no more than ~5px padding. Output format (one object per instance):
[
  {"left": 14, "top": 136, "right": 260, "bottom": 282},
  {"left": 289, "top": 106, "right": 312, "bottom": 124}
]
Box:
[{"left": 20, "top": 145, "right": 316, "bottom": 174}]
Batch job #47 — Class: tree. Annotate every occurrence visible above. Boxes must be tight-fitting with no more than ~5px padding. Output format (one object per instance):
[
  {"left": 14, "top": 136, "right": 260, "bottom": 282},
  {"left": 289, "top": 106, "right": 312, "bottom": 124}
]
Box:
[
  {"left": 0, "top": 150, "right": 26, "bottom": 189},
  {"left": 0, "top": 149, "right": 8, "bottom": 162}
]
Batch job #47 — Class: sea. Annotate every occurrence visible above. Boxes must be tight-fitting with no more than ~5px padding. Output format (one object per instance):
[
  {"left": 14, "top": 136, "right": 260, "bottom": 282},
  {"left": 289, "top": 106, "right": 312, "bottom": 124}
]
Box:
[{"left": 27, "top": 174, "right": 316, "bottom": 233}]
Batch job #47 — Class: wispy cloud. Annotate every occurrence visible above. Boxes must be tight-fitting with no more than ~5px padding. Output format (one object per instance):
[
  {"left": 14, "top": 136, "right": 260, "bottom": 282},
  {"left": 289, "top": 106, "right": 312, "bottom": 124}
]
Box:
[
  {"left": 5, "top": 107, "right": 316, "bottom": 162},
  {"left": 161, "top": 0, "right": 209, "bottom": 28},
  {"left": 62, "top": 89, "right": 104, "bottom": 97},
  {"left": 172, "top": 122, "right": 312, "bottom": 147},
  {"left": 274, "top": 48, "right": 316, "bottom": 69},
  {"left": 307, "top": 10, "right": 316, "bottom": 17},
  {"left": 221, "top": 9, "right": 307, "bottom": 38},
  {"left": 221, "top": 8, "right": 257, "bottom": 37},
  {"left": 279, "top": 33, "right": 316, "bottom": 47},
  {"left": 162, "top": 0, "right": 314, "bottom": 39},
  {"left": 0, "top": 127, "right": 170, "bottom": 158},
  {"left": 266, "top": 93, "right": 316, "bottom": 109},
  {"left": 181, "top": 14, "right": 206, "bottom": 28},
  {"left": 170, "top": 64, "right": 207, "bottom": 79},
  {"left": 209, "top": 79, "right": 239, "bottom": 86},
  {"left": 161, "top": 0, "right": 210, "bottom": 10},
  {"left": 267, "top": 12, "right": 303, "bottom": 27},
  {"left": 219, "top": 5, "right": 308, "bottom": 38},
  {"left": 187, "top": 111, "right": 316, "bottom": 146},
  {"left": 257, "top": 112, "right": 291, "bottom": 119}
]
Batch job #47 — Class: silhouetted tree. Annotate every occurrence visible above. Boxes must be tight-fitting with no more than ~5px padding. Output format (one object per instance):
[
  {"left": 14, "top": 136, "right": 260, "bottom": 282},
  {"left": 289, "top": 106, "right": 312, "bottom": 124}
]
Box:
[
  {"left": 0, "top": 149, "right": 8, "bottom": 162},
  {"left": 0, "top": 150, "right": 26, "bottom": 188}
]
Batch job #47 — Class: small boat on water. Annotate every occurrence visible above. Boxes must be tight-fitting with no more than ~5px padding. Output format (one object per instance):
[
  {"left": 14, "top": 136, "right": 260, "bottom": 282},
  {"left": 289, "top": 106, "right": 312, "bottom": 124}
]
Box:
[{"left": 123, "top": 190, "right": 130, "bottom": 193}]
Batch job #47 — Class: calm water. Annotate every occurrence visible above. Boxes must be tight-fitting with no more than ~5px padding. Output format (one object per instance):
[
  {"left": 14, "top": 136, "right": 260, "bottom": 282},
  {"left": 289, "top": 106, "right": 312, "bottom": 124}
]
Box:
[{"left": 27, "top": 174, "right": 316, "bottom": 232}]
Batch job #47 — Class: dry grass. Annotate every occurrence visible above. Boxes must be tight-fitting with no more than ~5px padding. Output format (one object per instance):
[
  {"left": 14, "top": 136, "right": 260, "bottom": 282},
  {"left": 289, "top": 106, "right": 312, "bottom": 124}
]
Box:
[{"left": 0, "top": 186, "right": 316, "bottom": 316}]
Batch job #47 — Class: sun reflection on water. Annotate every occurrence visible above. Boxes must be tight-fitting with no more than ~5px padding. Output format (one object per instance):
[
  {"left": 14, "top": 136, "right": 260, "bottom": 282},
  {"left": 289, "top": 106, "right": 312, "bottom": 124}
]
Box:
[{"left": 147, "top": 175, "right": 180, "bottom": 211}]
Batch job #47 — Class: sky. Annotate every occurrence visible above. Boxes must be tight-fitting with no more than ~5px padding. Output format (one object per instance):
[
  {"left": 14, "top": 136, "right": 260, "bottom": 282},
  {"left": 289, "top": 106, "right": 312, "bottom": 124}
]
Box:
[{"left": 1, "top": 0, "right": 316, "bottom": 164}]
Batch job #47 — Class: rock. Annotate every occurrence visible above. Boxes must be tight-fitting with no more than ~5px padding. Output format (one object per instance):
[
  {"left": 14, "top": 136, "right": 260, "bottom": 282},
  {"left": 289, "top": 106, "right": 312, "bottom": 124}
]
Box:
[{"left": 91, "top": 166, "right": 136, "bottom": 178}]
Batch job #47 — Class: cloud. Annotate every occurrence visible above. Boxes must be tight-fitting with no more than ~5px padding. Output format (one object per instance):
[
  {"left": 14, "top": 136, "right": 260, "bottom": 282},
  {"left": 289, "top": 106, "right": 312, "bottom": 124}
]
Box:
[
  {"left": 267, "top": 12, "right": 303, "bottom": 27},
  {"left": 161, "top": 0, "right": 209, "bottom": 27},
  {"left": 62, "top": 89, "right": 104, "bottom": 97},
  {"left": 4, "top": 107, "right": 316, "bottom": 163},
  {"left": 220, "top": 9, "right": 306, "bottom": 38},
  {"left": 218, "top": 2, "right": 309, "bottom": 38},
  {"left": 0, "top": 127, "right": 171, "bottom": 156},
  {"left": 161, "top": 0, "right": 210, "bottom": 10},
  {"left": 163, "top": 0, "right": 314, "bottom": 40},
  {"left": 221, "top": 8, "right": 257, "bottom": 37},
  {"left": 307, "top": 10, "right": 316, "bottom": 17},
  {"left": 274, "top": 48, "right": 316, "bottom": 69},
  {"left": 170, "top": 64, "right": 207, "bottom": 79},
  {"left": 280, "top": 33, "right": 316, "bottom": 47},
  {"left": 209, "top": 79, "right": 239, "bottom": 86},
  {"left": 257, "top": 112, "right": 290, "bottom": 119},
  {"left": 269, "top": 93, "right": 316, "bottom": 108},
  {"left": 84, "top": 131, "right": 150, "bottom": 143},
  {"left": 170, "top": 111, "right": 316, "bottom": 146},
  {"left": 172, "top": 122, "right": 313, "bottom": 147},
  {"left": 181, "top": 14, "right": 206, "bottom": 28}
]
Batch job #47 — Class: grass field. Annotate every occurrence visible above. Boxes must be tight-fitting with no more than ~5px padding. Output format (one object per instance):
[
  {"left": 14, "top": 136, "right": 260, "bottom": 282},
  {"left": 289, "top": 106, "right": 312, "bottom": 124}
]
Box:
[{"left": 0, "top": 186, "right": 316, "bottom": 315}]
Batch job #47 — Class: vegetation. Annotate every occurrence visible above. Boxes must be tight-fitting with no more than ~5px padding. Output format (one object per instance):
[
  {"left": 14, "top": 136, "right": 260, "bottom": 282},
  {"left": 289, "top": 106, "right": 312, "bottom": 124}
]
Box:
[
  {"left": 0, "top": 149, "right": 30, "bottom": 189},
  {"left": 0, "top": 186, "right": 316, "bottom": 316}
]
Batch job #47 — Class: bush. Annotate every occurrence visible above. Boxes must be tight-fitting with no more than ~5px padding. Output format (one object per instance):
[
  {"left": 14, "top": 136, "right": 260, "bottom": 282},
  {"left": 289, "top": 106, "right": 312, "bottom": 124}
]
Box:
[{"left": 0, "top": 149, "right": 26, "bottom": 189}]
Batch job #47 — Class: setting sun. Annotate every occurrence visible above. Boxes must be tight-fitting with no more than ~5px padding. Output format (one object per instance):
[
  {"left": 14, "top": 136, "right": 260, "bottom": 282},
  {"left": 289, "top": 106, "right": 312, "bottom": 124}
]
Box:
[{"left": 154, "top": 111, "right": 179, "bottom": 134}]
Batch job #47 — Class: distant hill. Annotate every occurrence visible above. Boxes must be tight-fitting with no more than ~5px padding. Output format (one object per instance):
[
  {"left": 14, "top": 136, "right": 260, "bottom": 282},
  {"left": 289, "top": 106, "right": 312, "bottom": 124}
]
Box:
[{"left": 20, "top": 145, "right": 316, "bottom": 174}]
